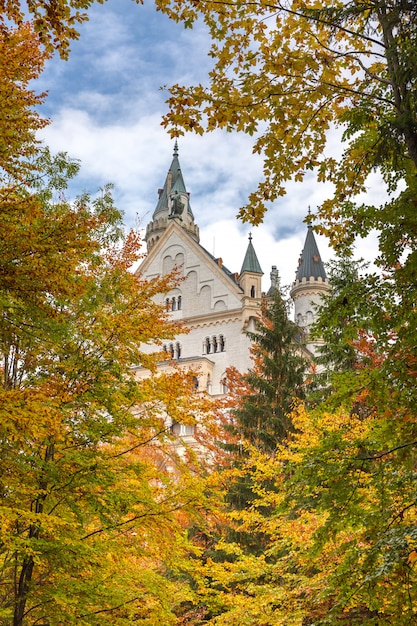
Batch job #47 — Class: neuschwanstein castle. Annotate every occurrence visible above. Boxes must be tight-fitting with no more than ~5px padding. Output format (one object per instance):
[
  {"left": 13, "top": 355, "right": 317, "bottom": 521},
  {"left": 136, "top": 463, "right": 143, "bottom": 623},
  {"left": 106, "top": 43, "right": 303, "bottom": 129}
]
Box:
[{"left": 135, "top": 143, "right": 330, "bottom": 397}]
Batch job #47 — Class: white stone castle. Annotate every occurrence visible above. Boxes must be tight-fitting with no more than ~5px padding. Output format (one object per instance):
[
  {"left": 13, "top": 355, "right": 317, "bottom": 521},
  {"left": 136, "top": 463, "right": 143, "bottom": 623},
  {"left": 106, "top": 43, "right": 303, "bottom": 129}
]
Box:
[{"left": 135, "top": 143, "right": 330, "bottom": 400}]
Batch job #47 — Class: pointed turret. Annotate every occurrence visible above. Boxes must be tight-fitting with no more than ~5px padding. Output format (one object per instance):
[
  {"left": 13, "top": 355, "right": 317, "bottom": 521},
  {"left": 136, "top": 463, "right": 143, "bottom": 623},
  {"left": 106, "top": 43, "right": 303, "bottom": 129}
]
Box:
[
  {"left": 295, "top": 225, "right": 327, "bottom": 282},
  {"left": 290, "top": 223, "right": 331, "bottom": 354},
  {"left": 239, "top": 233, "right": 263, "bottom": 299},
  {"left": 240, "top": 233, "right": 263, "bottom": 275},
  {"left": 145, "top": 141, "right": 199, "bottom": 251}
]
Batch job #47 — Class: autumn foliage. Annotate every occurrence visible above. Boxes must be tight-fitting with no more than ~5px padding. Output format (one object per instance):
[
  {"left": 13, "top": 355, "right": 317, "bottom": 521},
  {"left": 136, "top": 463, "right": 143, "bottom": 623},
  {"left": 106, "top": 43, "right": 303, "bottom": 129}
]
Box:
[
  {"left": 0, "top": 12, "right": 211, "bottom": 625},
  {"left": 3, "top": 1, "right": 417, "bottom": 624},
  {"left": 0, "top": 148, "right": 213, "bottom": 623}
]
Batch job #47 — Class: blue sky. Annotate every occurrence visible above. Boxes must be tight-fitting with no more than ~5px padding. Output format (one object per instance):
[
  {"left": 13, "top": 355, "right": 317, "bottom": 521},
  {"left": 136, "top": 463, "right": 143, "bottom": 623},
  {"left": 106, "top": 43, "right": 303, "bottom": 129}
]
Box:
[{"left": 37, "top": 0, "right": 382, "bottom": 289}]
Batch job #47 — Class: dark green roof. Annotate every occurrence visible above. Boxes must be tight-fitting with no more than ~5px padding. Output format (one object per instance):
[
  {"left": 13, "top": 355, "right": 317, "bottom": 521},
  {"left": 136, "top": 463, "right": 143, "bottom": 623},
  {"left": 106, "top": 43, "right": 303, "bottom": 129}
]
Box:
[
  {"left": 240, "top": 234, "right": 263, "bottom": 275},
  {"left": 296, "top": 226, "right": 327, "bottom": 281}
]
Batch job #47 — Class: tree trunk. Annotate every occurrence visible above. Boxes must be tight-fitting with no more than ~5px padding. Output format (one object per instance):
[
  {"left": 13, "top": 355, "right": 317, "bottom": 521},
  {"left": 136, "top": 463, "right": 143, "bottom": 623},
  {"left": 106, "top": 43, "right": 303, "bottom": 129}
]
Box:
[
  {"left": 14, "top": 557, "right": 35, "bottom": 626},
  {"left": 13, "top": 444, "right": 54, "bottom": 625}
]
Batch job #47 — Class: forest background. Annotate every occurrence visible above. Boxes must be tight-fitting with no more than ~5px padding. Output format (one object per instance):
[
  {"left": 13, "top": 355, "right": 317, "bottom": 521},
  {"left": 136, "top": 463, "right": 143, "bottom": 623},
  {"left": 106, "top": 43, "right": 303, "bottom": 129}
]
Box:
[{"left": 1, "top": 1, "right": 417, "bottom": 625}]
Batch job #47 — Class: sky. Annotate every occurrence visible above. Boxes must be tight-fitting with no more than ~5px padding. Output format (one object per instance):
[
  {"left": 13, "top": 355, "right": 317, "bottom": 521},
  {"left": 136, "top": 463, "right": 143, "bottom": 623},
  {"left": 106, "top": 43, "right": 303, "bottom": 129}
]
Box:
[{"left": 37, "top": 0, "right": 383, "bottom": 291}]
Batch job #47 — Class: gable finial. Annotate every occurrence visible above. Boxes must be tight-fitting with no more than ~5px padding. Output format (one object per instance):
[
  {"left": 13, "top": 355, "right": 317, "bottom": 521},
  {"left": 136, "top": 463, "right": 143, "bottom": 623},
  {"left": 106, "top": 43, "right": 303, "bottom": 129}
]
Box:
[
  {"left": 249, "top": 231, "right": 252, "bottom": 242},
  {"left": 173, "top": 140, "right": 179, "bottom": 157}
]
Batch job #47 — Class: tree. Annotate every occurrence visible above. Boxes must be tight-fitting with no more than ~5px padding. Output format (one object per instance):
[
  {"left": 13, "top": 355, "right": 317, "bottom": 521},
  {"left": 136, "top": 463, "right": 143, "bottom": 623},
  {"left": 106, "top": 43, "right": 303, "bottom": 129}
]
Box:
[
  {"left": 210, "top": 290, "right": 306, "bottom": 556},
  {"left": 0, "top": 20, "right": 49, "bottom": 179},
  {"left": 159, "top": 1, "right": 417, "bottom": 252},
  {"left": 0, "top": 146, "right": 212, "bottom": 625},
  {"left": 228, "top": 289, "right": 307, "bottom": 454},
  {"left": 179, "top": 272, "right": 417, "bottom": 623},
  {"left": 307, "top": 256, "right": 384, "bottom": 408},
  {"left": 149, "top": 3, "right": 417, "bottom": 606},
  {"left": 0, "top": 11, "right": 215, "bottom": 623},
  {"left": 182, "top": 382, "right": 417, "bottom": 624},
  {"left": 0, "top": 1, "right": 140, "bottom": 59}
]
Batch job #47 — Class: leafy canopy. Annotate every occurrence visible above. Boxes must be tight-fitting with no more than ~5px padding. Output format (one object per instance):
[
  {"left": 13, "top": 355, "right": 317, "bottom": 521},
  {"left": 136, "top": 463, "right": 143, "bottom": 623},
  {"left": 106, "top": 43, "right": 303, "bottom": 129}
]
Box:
[
  {"left": 0, "top": 0, "right": 144, "bottom": 58},
  {"left": 0, "top": 143, "right": 213, "bottom": 624},
  {"left": 0, "top": 14, "right": 211, "bottom": 623},
  {"left": 156, "top": 0, "right": 417, "bottom": 251}
]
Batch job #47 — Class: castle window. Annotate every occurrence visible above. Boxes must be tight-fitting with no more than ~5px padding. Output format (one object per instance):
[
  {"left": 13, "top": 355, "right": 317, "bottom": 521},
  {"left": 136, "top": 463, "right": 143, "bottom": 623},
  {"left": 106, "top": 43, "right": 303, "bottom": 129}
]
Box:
[
  {"left": 175, "top": 342, "right": 181, "bottom": 359},
  {"left": 169, "top": 343, "right": 174, "bottom": 358},
  {"left": 203, "top": 335, "right": 226, "bottom": 354},
  {"left": 220, "top": 375, "right": 228, "bottom": 394},
  {"left": 172, "top": 297, "right": 177, "bottom": 311},
  {"left": 250, "top": 285, "right": 256, "bottom": 298},
  {"left": 166, "top": 298, "right": 170, "bottom": 311},
  {"left": 193, "top": 376, "right": 199, "bottom": 390},
  {"left": 177, "top": 295, "right": 182, "bottom": 310}
]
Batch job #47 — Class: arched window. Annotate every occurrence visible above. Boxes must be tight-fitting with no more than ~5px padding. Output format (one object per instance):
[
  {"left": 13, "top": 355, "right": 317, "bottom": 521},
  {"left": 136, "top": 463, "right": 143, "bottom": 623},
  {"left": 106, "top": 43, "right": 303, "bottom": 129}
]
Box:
[
  {"left": 219, "top": 335, "right": 225, "bottom": 352},
  {"left": 250, "top": 285, "right": 256, "bottom": 298},
  {"left": 169, "top": 343, "right": 174, "bottom": 358},
  {"left": 221, "top": 375, "right": 228, "bottom": 394},
  {"left": 205, "top": 337, "right": 211, "bottom": 354},
  {"left": 165, "top": 298, "right": 170, "bottom": 311},
  {"left": 177, "top": 295, "right": 182, "bottom": 310},
  {"left": 171, "top": 297, "right": 176, "bottom": 311},
  {"left": 212, "top": 336, "right": 218, "bottom": 353},
  {"left": 175, "top": 342, "right": 181, "bottom": 359},
  {"left": 193, "top": 376, "right": 199, "bottom": 390}
]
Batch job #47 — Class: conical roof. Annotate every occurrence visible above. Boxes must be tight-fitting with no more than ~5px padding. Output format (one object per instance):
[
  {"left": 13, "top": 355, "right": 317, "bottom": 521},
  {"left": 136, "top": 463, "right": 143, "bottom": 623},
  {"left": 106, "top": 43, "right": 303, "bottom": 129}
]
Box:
[
  {"left": 296, "top": 226, "right": 327, "bottom": 281},
  {"left": 153, "top": 141, "right": 193, "bottom": 218},
  {"left": 240, "top": 233, "right": 263, "bottom": 275}
]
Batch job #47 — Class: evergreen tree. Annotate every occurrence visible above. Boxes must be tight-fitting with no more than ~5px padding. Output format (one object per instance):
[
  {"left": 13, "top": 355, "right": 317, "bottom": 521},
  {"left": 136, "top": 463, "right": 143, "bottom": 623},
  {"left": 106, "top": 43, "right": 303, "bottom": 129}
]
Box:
[
  {"left": 222, "top": 288, "right": 307, "bottom": 553},
  {"left": 309, "top": 256, "right": 390, "bottom": 411},
  {"left": 230, "top": 288, "right": 307, "bottom": 455},
  {"left": 312, "top": 257, "right": 370, "bottom": 374}
]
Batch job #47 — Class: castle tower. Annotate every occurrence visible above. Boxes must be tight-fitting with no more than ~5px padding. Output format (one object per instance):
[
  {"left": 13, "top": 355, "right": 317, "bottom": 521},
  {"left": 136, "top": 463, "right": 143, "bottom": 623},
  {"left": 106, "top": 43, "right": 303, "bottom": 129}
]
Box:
[
  {"left": 144, "top": 141, "right": 200, "bottom": 251},
  {"left": 239, "top": 233, "right": 263, "bottom": 299},
  {"left": 290, "top": 225, "right": 331, "bottom": 355},
  {"left": 238, "top": 233, "right": 264, "bottom": 329},
  {"left": 137, "top": 143, "right": 262, "bottom": 394}
]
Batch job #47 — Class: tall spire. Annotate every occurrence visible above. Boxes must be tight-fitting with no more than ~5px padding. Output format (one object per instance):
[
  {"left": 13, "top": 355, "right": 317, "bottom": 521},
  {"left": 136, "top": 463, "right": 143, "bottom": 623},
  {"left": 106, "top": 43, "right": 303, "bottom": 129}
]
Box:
[
  {"left": 144, "top": 142, "right": 199, "bottom": 251},
  {"left": 153, "top": 141, "right": 192, "bottom": 219},
  {"left": 239, "top": 233, "right": 263, "bottom": 300}
]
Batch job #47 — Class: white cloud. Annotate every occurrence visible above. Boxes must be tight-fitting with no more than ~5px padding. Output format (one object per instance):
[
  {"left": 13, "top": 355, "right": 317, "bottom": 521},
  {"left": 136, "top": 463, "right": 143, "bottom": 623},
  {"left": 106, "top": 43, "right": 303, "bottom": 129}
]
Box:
[{"left": 37, "top": 0, "right": 384, "bottom": 291}]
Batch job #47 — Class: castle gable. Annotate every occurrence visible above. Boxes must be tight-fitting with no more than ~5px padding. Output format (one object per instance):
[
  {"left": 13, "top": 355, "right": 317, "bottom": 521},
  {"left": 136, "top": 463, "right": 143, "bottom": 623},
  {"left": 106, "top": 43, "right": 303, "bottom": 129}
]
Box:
[{"left": 137, "top": 221, "right": 244, "bottom": 320}]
